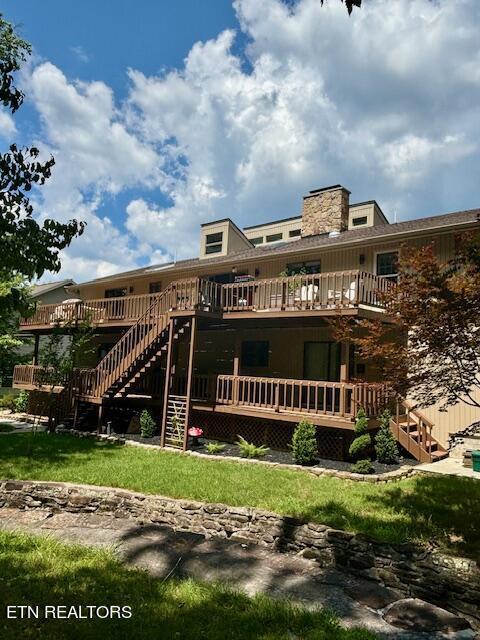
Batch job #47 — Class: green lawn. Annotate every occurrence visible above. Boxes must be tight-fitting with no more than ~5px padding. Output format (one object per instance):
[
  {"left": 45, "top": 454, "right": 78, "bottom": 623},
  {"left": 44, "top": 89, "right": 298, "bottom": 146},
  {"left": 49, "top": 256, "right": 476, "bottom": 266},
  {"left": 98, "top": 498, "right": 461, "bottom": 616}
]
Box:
[
  {"left": 0, "top": 422, "right": 16, "bottom": 432},
  {"left": 1, "top": 433, "right": 479, "bottom": 557},
  {"left": 0, "top": 530, "right": 375, "bottom": 640}
]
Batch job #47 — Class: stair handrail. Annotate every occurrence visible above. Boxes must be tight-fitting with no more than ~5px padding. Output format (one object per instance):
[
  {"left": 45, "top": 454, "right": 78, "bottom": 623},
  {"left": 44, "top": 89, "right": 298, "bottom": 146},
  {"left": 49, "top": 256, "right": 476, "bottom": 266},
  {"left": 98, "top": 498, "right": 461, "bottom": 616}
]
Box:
[
  {"left": 91, "top": 278, "right": 204, "bottom": 398},
  {"left": 396, "top": 397, "right": 434, "bottom": 457},
  {"left": 399, "top": 397, "right": 435, "bottom": 428}
]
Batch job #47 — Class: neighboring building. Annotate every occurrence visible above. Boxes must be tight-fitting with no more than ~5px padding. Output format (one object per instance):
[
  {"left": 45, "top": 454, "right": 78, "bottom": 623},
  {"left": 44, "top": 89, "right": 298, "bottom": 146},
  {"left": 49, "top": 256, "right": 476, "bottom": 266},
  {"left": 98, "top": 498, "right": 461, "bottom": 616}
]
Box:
[
  {"left": 13, "top": 185, "right": 479, "bottom": 461},
  {"left": 2, "top": 279, "right": 76, "bottom": 388},
  {"left": 31, "top": 279, "right": 77, "bottom": 305},
  {"left": 18, "top": 279, "right": 76, "bottom": 365}
]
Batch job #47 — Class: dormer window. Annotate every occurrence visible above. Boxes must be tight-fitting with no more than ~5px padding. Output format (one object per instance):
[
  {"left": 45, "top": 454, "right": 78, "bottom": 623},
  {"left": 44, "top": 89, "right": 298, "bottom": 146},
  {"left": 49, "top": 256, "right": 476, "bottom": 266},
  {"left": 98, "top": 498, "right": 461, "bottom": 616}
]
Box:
[
  {"left": 352, "top": 216, "right": 368, "bottom": 227},
  {"left": 205, "top": 231, "right": 223, "bottom": 255},
  {"left": 266, "top": 232, "right": 282, "bottom": 243}
]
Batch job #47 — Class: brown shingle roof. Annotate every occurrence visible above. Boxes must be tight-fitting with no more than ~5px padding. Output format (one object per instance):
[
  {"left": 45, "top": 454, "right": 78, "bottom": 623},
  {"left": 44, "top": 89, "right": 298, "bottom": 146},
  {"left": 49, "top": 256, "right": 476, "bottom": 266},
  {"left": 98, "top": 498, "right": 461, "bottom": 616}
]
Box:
[
  {"left": 32, "top": 279, "right": 75, "bottom": 298},
  {"left": 75, "top": 208, "right": 479, "bottom": 287}
]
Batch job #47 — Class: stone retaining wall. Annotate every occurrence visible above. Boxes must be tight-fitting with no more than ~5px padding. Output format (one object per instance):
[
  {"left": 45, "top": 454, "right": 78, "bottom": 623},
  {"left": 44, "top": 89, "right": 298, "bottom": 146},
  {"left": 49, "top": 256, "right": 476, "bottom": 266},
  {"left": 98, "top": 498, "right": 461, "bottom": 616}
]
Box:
[{"left": 1, "top": 479, "right": 478, "bottom": 625}]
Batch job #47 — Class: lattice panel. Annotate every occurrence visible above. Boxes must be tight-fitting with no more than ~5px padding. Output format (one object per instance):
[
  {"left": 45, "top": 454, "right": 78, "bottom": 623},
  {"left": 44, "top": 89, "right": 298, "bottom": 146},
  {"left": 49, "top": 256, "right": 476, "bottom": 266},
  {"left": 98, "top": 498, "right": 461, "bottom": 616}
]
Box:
[
  {"left": 316, "top": 429, "right": 350, "bottom": 461},
  {"left": 27, "top": 391, "right": 56, "bottom": 417},
  {"left": 164, "top": 395, "right": 187, "bottom": 448},
  {"left": 191, "top": 410, "right": 353, "bottom": 461},
  {"left": 191, "top": 411, "right": 293, "bottom": 451}
]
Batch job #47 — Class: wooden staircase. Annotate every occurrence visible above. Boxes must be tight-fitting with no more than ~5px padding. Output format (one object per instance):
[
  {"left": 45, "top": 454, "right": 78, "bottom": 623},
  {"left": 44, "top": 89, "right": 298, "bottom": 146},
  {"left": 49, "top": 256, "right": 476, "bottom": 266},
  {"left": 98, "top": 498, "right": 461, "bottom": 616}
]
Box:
[
  {"left": 390, "top": 399, "right": 448, "bottom": 463},
  {"left": 116, "top": 320, "right": 190, "bottom": 398},
  {"left": 87, "top": 283, "right": 191, "bottom": 400}
]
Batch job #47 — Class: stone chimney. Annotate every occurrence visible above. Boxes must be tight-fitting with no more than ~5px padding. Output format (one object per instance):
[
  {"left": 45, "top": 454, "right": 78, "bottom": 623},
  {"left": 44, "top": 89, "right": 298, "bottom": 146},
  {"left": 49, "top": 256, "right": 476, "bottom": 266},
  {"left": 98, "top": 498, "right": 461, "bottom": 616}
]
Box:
[{"left": 301, "top": 185, "right": 350, "bottom": 238}]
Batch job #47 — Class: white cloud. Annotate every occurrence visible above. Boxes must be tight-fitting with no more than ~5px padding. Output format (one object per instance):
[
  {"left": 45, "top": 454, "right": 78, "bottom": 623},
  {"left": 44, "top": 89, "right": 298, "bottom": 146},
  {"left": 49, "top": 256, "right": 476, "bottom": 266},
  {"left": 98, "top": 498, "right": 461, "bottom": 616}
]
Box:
[
  {"left": 24, "top": 62, "right": 167, "bottom": 281},
  {"left": 21, "top": 0, "right": 480, "bottom": 282},
  {"left": 0, "top": 110, "right": 17, "bottom": 138},
  {"left": 70, "top": 46, "right": 90, "bottom": 63}
]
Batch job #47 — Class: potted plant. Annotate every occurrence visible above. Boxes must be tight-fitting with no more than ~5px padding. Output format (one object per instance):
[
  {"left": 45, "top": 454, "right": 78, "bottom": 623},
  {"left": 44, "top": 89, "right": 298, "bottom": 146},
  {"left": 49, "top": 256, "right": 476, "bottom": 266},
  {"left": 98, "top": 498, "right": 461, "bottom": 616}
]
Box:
[{"left": 188, "top": 426, "right": 203, "bottom": 447}]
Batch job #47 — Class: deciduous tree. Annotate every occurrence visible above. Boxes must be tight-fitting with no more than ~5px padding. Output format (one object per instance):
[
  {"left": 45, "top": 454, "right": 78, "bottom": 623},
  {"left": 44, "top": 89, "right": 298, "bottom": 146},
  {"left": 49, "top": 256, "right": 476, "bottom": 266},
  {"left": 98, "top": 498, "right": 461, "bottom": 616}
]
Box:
[
  {"left": 332, "top": 230, "right": 480, "bottom": 411},
  {"left": 1, "top": 13, "right": 85, "bottom": 284}
]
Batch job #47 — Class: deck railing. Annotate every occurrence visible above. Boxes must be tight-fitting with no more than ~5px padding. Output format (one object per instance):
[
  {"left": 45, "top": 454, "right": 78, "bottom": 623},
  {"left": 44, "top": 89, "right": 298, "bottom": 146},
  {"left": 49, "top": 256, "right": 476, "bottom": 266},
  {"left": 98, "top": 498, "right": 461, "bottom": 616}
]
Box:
[
  {"left": 13, "top": 364, "right": 388, "bottom": 423},
  {"left": 20, "top": 278, "right": 223, "bottom": 328},
  {"left": 20, "top": 271, "right": 391, "bottom": 328},
  {"left": 13, "top": 364, "right": 96, "bottom": 390},
  {"left": 215, "top": 375, "right": 387, "bottom": 419},
  {"left": 222, "top": 271, "right": 393, "bottom": 313},
  {"left": 13, "top": 365, "right": 59, "bottom": 388}
]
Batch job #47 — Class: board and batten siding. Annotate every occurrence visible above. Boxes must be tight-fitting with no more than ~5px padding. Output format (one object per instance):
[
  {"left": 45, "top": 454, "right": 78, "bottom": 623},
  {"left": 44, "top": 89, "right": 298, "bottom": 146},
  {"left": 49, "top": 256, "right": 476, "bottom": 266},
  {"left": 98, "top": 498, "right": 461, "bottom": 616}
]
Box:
[{"left": 420, "top": 390, "right": 480, "bottom": 448}]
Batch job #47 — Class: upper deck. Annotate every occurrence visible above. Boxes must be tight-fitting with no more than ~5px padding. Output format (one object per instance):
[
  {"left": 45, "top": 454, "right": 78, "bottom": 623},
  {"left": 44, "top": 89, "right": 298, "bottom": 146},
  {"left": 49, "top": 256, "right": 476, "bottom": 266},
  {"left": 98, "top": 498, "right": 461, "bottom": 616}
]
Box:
[{"left": 19, "top": 271, "right": 393, "bottom": 331}]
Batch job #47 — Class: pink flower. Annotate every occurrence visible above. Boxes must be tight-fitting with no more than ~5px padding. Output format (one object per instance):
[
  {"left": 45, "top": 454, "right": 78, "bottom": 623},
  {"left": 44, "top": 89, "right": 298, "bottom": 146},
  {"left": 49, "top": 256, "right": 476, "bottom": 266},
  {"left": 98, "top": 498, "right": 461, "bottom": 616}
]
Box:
[{"left": 188, "top": 427, "right": 203, "bottom": 437}]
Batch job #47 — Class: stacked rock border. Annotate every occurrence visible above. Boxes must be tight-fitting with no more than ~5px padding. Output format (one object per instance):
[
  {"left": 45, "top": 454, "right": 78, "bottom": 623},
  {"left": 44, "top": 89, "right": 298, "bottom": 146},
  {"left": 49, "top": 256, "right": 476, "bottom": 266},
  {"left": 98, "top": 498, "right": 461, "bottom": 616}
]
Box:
[{"left": 0, "top": 479, "right": 478, "bottom": 628}]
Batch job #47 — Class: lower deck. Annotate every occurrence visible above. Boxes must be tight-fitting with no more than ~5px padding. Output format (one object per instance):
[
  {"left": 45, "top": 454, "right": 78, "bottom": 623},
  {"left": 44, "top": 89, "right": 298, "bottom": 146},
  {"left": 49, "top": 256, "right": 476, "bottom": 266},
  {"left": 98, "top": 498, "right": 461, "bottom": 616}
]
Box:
[{"left": 13, "top": 313, "right": 447, "bottom": 462}]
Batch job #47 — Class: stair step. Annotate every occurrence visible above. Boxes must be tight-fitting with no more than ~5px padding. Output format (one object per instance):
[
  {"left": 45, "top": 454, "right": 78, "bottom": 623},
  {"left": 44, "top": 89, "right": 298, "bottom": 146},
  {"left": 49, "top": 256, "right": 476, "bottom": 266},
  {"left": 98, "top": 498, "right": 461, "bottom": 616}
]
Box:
[
  {"left": 405, "top": 430, "right": 438, "bottom": 447},
  {"left": 430, "top": 450, "right": 448, "bottom": 459},
  {"left": 394, "top": 416, "right": 418, "bottom": 425}
]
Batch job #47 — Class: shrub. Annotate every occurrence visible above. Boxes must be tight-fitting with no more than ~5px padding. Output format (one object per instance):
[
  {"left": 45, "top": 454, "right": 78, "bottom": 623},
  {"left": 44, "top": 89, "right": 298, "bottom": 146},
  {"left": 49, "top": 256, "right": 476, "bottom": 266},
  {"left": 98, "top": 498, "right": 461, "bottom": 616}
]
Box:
[
  {"left": 0, "top": 393, "right": 17, "bottom": 411},
  {"left": 348, "top": 433, "right": 372, "bottom": 459},
  {"left": 14, "top": 390, "right": 29, "bottom": 413},
  {"left": 139, "top": 410, "right": 156, "bottom": 438},
  {"left": 205, "top": 441, "right": 226, "bottom": 454},
  {"left": 236, "top": 435, "right": 269, "bottom": 458},
  {"left": 291, "top": 420, "right": 318, "bottom": 465},
  {"left": 348, "top": 407, "right": 371, "bottom": 461},
  {"left": 375, "top": 409, "right": 399, "bottom": 464},
  {"left": 351, "top": 459, "right": 375, "bottom": 474}
]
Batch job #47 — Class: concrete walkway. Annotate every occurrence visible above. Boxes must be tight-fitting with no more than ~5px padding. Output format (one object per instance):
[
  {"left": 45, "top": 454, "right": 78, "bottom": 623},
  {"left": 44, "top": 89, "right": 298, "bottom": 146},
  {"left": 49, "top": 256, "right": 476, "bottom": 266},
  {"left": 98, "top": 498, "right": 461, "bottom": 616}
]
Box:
[
  {"left": 0, "top": 507, "right": 474, "bottom": 640},
  {"left": 418, "top": 457, "right": 479, "bottom": 479}
]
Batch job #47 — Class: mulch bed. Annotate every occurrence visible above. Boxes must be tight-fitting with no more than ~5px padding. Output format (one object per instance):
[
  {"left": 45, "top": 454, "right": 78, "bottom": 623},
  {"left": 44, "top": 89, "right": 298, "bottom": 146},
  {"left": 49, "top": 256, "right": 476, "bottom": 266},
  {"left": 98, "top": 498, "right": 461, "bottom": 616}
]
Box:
[{"left": 118, "top": 432, "right": 418, "bottom": 475}]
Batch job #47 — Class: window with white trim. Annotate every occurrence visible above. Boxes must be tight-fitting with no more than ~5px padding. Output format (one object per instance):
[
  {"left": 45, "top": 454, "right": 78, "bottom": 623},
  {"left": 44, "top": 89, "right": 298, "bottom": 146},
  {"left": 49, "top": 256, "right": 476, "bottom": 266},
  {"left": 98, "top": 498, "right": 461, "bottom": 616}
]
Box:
[
  {"left": 376, "top": 251, "right": 398, "bottom": 281},
  {"left": 205, "top": 231, "right": 223, "bottom": 254}
]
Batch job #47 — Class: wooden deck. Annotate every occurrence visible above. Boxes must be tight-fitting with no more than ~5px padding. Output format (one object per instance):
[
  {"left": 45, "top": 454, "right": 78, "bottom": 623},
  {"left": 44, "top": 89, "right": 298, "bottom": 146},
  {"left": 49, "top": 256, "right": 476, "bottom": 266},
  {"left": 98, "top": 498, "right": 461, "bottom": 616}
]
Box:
[
  {"left": 13, "top": 366, "right": 385, "bottom": 427},
  {"left": 13, "top": 364, "right": 447, "bottom": 461},
  {"left": 19, "top": 271, "right": 392, "bottom": 331},
  {"left": 189, "top": 374, "right": 385, "bottom": 429}
]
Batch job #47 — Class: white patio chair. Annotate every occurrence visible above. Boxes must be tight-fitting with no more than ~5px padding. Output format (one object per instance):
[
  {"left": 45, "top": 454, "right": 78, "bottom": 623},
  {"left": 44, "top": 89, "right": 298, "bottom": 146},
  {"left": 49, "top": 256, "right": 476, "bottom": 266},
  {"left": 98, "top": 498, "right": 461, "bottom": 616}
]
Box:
[{"left": 299, "top": 284, "right": 319, "bottom": 305}]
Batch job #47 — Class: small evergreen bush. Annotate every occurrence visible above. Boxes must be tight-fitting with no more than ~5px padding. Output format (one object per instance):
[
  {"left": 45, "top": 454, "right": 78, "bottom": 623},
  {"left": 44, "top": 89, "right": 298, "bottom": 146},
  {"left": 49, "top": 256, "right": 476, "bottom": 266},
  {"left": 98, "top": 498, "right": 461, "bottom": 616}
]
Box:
[
  {"left": 374, "top": 409, "right": 399, "bottom": 464},
  {"left": 236, "top": 435, "right": 269, "bottom": 458},
  {"left": 348, "top": 408, "right": 371, "bottom": 460},
  {"left": 205, "top": 441, "right": 226, "bottom": 454},
  {"left": 351, "top": 459, "right": 375, "bottom": 474},
  {"left": 14, "top": 390, "right": 29, "bottom": 413},
  {"left": 0, "top": 393, "right": 16, "bottom": 411},
  {"left": 140, "top": 410, "right": 156, "bottom": 438},
  {"left": 291, "top": 420, "right": 318, "bottom": 465},
  {"left": 348, "top": 433, "right": 372, "bottom": 459}
]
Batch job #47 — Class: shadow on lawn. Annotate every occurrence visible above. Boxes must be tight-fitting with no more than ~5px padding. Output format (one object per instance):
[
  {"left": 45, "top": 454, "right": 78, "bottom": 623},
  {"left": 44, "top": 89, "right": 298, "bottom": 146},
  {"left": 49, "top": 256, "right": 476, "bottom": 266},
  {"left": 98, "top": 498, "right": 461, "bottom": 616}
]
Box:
[
  {"left": 0, "top": 530, "right": 377, "bottom": 640},
  {"left": 0, "top": 432, "right": 122, "bottom": 468},
  {"left": 293, "top": 474, "right": 480, "bottom": 559}
]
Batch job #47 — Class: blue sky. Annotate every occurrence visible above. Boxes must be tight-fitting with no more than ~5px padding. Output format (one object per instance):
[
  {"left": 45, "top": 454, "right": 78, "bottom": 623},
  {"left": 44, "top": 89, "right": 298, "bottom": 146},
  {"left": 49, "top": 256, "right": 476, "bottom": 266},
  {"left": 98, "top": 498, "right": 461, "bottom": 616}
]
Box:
[
  {"left": 3, "top": 1, "right": 239, "bottom": 97},
  {"left": 1, "top": 1, "right": 479, "bottom": 283}
]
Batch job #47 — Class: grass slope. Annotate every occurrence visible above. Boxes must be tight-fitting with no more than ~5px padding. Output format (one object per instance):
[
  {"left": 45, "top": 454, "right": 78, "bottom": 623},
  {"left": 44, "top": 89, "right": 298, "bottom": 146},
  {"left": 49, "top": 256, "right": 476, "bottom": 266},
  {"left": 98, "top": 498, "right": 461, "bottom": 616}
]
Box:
[
  {"left": 0, "top": 433, "right": 479, "bottom": 557},
  {"left": 0, "top": 530, "right": 375, "bottom": 640}
]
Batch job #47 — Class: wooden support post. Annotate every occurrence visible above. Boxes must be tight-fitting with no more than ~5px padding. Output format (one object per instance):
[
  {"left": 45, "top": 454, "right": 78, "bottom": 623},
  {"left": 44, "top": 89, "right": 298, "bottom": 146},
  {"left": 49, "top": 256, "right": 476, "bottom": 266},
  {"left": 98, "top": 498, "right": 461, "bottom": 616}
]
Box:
[
  {"left": 72, "top": 399, "right": 79, "bottom": 431},
  {"left": 32, "top": 334, "right": 40, "bottom": 365},
  {"left": 182, "top": 316, "right": 197, "bottom": 451},
  {"left": 232, "top": 333, "right": 241, "bottom": 405},
  {"left": 97, "top": 403, "right": 103, "bottom": 435},
  {"left": 160, "top": 320, "right": 175, "bottom": 447},
  {"left": 340, "top": 341, "right": 350, "bottom": 383}
]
